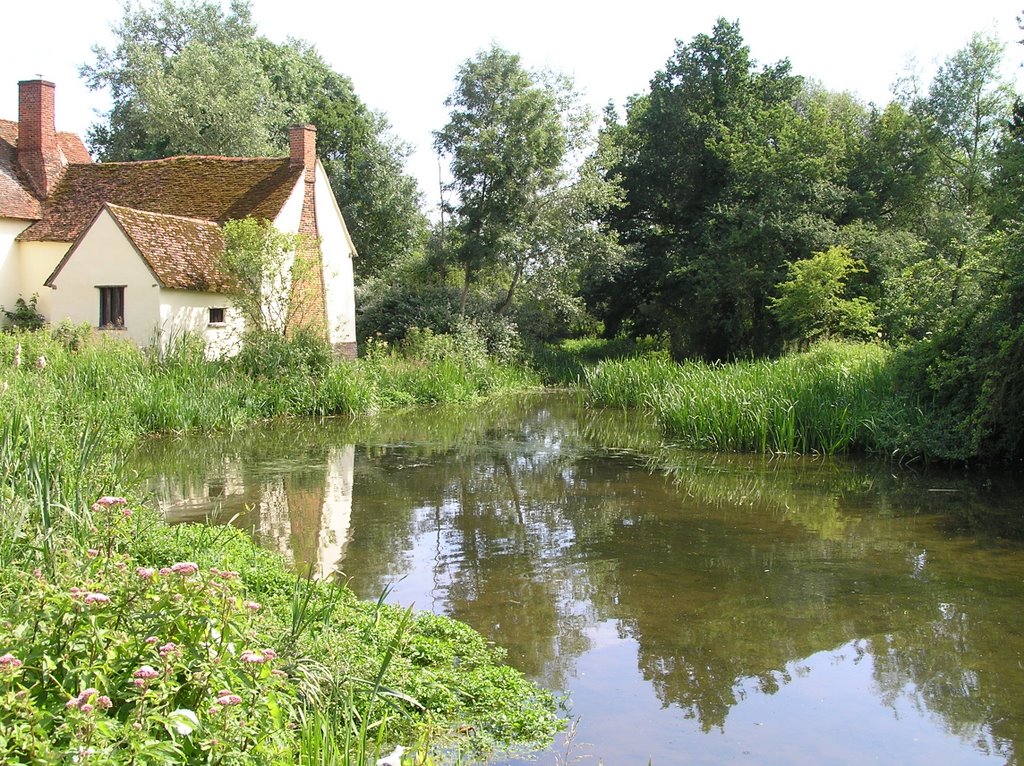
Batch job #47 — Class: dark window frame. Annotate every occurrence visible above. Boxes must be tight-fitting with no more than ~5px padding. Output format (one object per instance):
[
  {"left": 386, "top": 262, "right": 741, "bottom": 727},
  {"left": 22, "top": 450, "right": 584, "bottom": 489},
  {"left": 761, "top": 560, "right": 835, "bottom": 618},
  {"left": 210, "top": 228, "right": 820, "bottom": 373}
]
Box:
[
  {"left": 208, "top": 307, "right": 226, "bottom": 325},
  {"left": 98, "top": 286, "right": 125, "bottom": 329}
]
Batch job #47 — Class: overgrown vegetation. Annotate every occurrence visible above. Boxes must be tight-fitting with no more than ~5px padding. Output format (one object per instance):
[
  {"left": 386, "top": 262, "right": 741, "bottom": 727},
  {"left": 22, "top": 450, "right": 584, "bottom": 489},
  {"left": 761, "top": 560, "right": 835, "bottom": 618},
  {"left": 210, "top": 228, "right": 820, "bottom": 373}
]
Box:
[
  {"left": 0, "top": 328, "right": 556, "bottom": 764},
  {"left": 1, "top": 295, "right": 45, "bottom": 332}
]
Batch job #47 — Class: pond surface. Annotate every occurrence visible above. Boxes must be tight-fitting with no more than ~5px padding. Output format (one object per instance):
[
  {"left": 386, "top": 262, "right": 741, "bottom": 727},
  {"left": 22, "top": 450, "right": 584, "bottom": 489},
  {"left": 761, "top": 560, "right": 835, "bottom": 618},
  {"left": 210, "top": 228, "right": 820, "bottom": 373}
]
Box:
[{"left": 134, "top": 395, "right": 1024, "bottom": 765}]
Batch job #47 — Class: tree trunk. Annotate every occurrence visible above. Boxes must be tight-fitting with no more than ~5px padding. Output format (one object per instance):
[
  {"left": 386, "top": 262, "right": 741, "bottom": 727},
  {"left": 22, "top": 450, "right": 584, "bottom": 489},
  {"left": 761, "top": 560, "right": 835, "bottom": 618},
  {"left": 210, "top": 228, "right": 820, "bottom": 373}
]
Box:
[
  {"left": 459, "top": 264, "right": 473, "bottom": 316},
  {"left": 495, "top": 259, "right": 525, "bottom": 315}
]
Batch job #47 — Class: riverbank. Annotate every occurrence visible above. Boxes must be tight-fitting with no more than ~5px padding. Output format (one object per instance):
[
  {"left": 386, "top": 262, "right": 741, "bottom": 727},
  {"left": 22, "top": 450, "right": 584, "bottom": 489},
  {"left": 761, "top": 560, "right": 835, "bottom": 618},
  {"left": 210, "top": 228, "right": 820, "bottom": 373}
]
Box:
[{"left": 0, "top": 328, "right": 556, "bottom": 764}]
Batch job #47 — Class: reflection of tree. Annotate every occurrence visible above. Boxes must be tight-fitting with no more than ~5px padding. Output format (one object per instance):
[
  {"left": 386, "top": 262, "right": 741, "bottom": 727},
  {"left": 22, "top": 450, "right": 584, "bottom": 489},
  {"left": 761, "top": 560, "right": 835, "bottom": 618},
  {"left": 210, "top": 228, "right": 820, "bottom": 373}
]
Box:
[
  {"left": 135, "top": 396, "right": 1024, "bottom": 760},
  {"left": 342, "top": 401, "right": 603, "bottom": 689},
  {"left": 868, "top": 574, "right": 1024, "bottom": 761},
  {"left": 571, "top": 453, "right": 1024, "bottom": 751}
]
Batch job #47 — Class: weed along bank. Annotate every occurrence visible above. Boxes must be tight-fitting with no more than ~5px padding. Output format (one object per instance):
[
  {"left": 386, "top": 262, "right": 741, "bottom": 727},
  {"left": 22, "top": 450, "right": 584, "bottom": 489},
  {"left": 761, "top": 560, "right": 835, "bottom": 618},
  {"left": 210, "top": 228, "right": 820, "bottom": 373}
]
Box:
[{"left": 1, "top": 79, "right": 357, "bottom": 358}]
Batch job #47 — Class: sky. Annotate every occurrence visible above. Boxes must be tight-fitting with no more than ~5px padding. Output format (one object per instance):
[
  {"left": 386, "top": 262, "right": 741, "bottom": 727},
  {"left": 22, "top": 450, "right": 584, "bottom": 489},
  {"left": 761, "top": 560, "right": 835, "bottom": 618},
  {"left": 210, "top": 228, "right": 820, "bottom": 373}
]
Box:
[{"left": 3, "top": 0, "right": 1023, "bottom": 214}]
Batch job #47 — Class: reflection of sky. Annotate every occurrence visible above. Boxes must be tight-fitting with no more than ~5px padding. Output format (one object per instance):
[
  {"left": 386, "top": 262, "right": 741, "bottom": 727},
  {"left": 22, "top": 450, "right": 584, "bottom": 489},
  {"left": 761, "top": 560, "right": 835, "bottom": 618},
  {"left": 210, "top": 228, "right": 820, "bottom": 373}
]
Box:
[
  {"left": 499, "top": 635, "right": 1003, "bottom": 766},
  {"left": 363, "top": 501, "right": 452, "bottom": 613}
]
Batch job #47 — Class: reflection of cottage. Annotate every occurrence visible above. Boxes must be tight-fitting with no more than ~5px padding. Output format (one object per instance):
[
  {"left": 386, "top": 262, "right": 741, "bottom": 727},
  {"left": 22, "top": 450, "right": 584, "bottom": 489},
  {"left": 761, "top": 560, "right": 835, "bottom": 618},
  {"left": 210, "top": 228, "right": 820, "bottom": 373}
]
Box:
[{"left": 1, "top": 79, "right": 356, "bottom": 357}]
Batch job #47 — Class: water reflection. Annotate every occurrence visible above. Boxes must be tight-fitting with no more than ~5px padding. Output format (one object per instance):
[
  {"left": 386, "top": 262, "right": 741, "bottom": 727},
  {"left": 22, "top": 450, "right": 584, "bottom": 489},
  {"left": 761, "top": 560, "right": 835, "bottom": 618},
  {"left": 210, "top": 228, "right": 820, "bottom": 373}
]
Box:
[
  {"left": 136, "top": 395, "right": 1024, "bottom": 765},
  {"left": 145, "top": 434, "right": 354, "bottom": 579}
]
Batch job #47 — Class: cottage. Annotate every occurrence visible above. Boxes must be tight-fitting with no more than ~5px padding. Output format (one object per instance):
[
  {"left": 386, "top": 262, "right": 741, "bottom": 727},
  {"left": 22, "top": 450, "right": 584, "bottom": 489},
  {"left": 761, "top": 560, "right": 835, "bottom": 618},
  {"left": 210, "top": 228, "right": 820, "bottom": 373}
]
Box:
[{"left": 0, "top": 79, "right": 357, "bottom": 358}]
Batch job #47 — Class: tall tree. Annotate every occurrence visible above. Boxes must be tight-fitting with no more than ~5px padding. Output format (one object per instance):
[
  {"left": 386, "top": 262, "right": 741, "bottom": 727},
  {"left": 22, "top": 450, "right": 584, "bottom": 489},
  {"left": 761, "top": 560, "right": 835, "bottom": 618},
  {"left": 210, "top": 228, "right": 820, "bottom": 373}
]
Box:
[
  {"left": 895, "top": 33, "right": 1015, "bottom": 312},
  {"left": 81, "top": 0, "right": 426, "bottom": 280},
  {"left": 434, "top": 46, "right": 597, "bottom": 315},
  {"left": 884, "top": 30, "right": 1024, "bottom": 461}
]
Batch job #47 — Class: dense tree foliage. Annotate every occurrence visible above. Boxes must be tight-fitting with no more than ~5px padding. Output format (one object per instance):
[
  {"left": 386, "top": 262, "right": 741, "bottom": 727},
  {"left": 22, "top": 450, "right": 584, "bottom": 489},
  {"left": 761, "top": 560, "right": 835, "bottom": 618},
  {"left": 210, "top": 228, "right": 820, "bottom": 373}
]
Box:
[
  {"left": 81, "top": 0, "right": 426, "bottom": 280},
  {"left": 769, "top": 246, "right": 877, "bottom": 346},
  {"left": 579, "top": 17, "right": 1022, "bottom": 461},
  {"left": 591, "top": 20, "right": 1017, "bottom": 363},
  {"left": 594, "top": 20, "right": 864, "bottom": 360}
]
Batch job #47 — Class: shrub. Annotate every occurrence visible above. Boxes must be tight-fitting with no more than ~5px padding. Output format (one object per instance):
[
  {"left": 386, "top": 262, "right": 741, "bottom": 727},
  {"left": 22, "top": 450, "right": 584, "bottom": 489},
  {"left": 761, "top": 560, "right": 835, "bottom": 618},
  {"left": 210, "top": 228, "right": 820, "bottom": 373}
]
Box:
[
  {"left": 2, "top": 295, "right": 45, "bottom": 332},
  {"left": 236, "top": 328, "right": 332, "bottom": 380},
  {"left": 49, "top": 319, "right": 93, "bottom": 352},
  {"left": 357, "top": 276, "right": 461, "bottom": 346}
]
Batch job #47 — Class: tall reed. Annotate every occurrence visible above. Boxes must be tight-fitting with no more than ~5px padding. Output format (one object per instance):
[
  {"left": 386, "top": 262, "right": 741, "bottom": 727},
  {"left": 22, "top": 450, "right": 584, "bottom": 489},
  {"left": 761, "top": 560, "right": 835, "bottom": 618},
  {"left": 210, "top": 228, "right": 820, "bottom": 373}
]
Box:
[{"left": 585, "top": 342, "right": 925, "bottom": 456}]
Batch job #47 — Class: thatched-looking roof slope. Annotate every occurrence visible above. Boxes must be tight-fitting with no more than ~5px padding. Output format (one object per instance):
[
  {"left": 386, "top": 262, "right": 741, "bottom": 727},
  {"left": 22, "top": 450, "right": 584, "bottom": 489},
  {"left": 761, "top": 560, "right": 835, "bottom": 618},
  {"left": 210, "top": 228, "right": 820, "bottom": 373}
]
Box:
[
  {"left": 46, "top": 203, "right": 234, "bottom": 294},
  {"left": 19, "top": 155, "right": 302, "bottom": 242}
]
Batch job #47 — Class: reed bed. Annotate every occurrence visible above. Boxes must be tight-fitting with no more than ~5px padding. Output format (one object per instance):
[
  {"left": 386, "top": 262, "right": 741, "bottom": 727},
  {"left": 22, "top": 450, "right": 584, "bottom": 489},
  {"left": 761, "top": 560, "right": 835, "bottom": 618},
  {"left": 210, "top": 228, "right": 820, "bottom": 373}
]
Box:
[{"left": 585, "top": 342, "right": 925, "bottom": 456}]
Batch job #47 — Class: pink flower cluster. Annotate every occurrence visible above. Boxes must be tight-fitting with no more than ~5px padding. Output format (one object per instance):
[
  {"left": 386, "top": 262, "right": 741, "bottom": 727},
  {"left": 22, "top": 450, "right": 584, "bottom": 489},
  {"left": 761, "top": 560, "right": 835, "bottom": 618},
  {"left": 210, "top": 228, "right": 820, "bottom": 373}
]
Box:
[
  {"left": 134, "top": 665, "right": 159, "bottom": 679},
  {"left": 0, "top": 653, "right": 23, "bottom": 672},
  {"left": 93, "top": 496, "right": 126, "bottom": 508},
  {"left": 158, "top": 642, "right": 178, "bottom": 658},
  {"left": 132, "top": 665, "right": 160, "bottom": 688},
  {"left": 240, "top": 648, "right": 278, "bottom": 665},
  {"left": 208, "top": 688, "right": 244, "bottom": 714},
  {"left": 91, "top": 496, "right": 131, "bottom": 516},
  {"left": 170, "top": 561, "right": 199, "bottom": 576},
  {"left": 69, "top": 588, "right": 112, "bottom": 607},
  {"left": 66, "top": 687, "right": 113, "bottom": 712}
]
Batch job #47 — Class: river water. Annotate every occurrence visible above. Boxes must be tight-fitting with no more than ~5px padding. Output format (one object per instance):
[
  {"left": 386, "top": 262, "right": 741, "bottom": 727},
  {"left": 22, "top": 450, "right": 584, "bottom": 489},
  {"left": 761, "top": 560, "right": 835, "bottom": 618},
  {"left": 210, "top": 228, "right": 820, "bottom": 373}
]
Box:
[{"left": 135, "top": 394, "right": 1024, "bottom": 765}]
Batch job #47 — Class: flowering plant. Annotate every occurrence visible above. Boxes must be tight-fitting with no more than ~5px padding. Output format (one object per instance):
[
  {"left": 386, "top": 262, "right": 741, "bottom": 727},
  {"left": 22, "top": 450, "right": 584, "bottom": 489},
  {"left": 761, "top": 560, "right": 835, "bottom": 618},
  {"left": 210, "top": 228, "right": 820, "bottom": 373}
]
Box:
[{"left": 0, "top": 497, "right": 297, "bottom": 763}]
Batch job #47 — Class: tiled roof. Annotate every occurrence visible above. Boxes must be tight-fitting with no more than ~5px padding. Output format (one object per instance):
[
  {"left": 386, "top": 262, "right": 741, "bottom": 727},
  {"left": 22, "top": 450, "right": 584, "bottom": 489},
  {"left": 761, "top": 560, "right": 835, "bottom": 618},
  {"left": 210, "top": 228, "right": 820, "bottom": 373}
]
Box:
[
  {"left": 0, "top": 119, "right": 91, "bottom": 219},
  {"left": 46, "top": 203, "right": 234, "bottom": 293},
  {"left": 19, "top": 155, "right": 302, "bottom": 242}
]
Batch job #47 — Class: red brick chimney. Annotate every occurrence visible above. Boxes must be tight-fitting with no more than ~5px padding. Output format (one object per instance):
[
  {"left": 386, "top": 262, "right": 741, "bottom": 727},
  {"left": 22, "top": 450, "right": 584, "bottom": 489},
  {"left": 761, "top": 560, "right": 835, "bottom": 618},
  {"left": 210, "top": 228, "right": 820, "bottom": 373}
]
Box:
[
  {"left": 18, "top": 79, "right": 63, "bottom": 198},
  {"left": 288, "top": 124, "right": 317, "bottom": 183}
]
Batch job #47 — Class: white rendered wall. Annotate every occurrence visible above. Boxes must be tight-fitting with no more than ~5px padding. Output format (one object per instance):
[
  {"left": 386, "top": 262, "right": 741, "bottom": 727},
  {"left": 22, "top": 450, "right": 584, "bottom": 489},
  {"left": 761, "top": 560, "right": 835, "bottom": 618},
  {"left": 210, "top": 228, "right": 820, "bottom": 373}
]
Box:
[
  {"left": 47, "top": 209, "right": 161, "bottom": 347},
  {"left": 0, "top": 222, "right": 66, "bottom": 320},
  {"left": 313, "top": 162, "right": 356, "bottom": 346},
  {"left": 158, "top": 289, "right": 244, "bottom": 359},
  {"left": 20, "top": 241, "right": 71, "bottom": 318},
  {"left": 0, "top": 219, "right": 30, "bottom": 315}
]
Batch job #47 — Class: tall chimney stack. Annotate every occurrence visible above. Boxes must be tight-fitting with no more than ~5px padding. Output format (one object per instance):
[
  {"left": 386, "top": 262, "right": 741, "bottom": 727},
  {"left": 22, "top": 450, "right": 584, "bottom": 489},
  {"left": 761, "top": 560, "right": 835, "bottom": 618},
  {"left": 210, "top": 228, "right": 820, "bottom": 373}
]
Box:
[
  {"left": 288, "top": 124, "right": 317, "bottom": 183},
  {"left": 18, "top": 79, "right": 61, "bottom": 198}
]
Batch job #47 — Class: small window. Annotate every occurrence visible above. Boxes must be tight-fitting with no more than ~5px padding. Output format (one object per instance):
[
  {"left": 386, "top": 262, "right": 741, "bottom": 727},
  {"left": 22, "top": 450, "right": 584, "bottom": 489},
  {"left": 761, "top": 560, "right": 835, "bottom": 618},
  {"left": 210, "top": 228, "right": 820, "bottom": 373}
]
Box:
[
  {"left": 98, "top": 286, "right": 125, "bottom": 329},
  {"left": 209, "top": 307, "right": 226, "bottom": 325}
]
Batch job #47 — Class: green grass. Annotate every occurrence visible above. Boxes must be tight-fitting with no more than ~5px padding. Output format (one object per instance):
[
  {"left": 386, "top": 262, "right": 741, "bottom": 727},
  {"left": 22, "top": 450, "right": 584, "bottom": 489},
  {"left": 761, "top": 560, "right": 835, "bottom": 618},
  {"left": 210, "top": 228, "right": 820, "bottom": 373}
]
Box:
[
  {"left": 529, "top": 335, "right": 668, "bottom": 386},
  {"left": 584, "top": 341, "right": 928, "bottom": 457}
]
